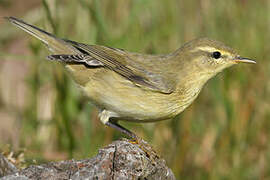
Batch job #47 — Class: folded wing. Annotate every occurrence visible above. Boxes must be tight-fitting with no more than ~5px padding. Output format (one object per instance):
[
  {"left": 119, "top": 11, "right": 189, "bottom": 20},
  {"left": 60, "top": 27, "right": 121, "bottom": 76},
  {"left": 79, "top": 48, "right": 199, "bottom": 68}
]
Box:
[{"left": 6, "top": 16, "right": 175, "bottom": 94}]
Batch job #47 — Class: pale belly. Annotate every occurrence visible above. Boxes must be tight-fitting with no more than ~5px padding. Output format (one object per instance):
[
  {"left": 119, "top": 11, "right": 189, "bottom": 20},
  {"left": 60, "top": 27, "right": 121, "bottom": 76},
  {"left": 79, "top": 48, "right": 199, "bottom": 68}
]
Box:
[
  {"left": 79, "top": 71, "right": 200, "bottom": 122},
  {"left": 66, "top": 64, "right": 202, "bottom": 122}
]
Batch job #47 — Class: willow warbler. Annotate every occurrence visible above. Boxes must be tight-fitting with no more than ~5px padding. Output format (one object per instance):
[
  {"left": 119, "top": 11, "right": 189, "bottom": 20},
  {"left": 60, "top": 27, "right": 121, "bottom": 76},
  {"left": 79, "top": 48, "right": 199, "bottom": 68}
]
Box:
[{"left": 6, "top": 17, "right": 255, "bottom": 138}]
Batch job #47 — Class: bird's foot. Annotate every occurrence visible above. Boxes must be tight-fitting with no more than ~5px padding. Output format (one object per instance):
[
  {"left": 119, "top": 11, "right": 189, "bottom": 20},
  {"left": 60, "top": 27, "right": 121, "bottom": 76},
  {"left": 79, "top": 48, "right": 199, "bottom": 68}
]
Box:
[
  {"left": 105, "top": 120, "right": 159, "bottom": 160},
  {"left": 125, "top": 136, "right": 159, "bottom": 160}
]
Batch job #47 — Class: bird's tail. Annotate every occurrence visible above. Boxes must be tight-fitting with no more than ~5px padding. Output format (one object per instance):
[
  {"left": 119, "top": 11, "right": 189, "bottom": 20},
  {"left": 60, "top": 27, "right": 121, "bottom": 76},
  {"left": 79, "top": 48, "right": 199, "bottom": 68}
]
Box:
[{"left": 5, "top": 17, "right": 79, "bottom": 54}]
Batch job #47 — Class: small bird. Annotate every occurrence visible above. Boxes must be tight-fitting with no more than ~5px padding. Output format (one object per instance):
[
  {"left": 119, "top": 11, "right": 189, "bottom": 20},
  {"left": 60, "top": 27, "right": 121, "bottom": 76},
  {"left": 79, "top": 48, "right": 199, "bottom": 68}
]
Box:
[{"left": 6, "top": 17, "right": 256, "bottom": 139}]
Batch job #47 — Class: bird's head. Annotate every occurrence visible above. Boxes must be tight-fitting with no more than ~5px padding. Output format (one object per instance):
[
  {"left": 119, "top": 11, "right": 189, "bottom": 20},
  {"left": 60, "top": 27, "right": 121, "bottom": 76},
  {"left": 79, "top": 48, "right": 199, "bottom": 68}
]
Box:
[{"left": 176, "top": 38, "right": 256, "bottom": 78}]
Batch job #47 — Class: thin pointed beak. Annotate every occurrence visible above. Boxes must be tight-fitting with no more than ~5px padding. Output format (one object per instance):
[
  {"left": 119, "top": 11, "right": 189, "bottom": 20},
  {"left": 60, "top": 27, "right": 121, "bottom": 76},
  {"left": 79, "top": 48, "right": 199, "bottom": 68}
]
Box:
[{"left": 234, "top": 57, "right": 256, "bottom": 64}]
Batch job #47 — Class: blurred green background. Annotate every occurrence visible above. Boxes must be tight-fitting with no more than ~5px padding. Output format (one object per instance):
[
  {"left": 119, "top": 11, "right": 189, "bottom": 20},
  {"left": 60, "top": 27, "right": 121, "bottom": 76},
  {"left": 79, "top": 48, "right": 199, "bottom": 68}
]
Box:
[{"left": 0, "top": 0, "right": 269, "bottom": 179}]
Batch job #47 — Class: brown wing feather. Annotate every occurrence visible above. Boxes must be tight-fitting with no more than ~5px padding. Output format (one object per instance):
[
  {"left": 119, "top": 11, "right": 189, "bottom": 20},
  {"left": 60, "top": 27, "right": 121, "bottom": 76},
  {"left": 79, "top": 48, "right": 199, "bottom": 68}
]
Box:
[
  {"left": 65, "top": 41, "right": 175, "bottom": 94},
  {"left": 5, "top": 17, "right": 175, "bottom": 93}
]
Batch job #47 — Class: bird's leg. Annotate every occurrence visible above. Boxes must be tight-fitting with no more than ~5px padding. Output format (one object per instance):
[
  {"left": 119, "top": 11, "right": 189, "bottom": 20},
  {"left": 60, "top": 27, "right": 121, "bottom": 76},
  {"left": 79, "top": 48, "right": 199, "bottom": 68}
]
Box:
[
  {"left": 105, "top": 120, "right": 138, "bottom": 140},
  {"left": 105, "top": 119, "right": 151, "bottom": 155},
  {"left": 99, "top": 110, "right": 156, "bottom": 159},
  {"left": 99, "top": 110, "right": 138, "bottom": 140}
]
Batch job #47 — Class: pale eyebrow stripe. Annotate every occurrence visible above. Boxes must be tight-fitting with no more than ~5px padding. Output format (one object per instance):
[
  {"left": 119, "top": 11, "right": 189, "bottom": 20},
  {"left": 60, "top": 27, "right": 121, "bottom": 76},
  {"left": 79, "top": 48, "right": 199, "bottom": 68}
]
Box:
[
  {"left": 192, "top": 46, "right": 229, "bottom": 56},
  {"left": 194, "top": 46, "right": 219, "bottom": 52}
]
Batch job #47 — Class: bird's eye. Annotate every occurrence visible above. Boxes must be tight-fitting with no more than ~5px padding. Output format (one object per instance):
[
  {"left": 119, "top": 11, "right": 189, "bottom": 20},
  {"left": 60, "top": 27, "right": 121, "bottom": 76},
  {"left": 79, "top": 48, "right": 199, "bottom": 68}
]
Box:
[{"left": 212, "top": 51, "right": 221, "bottom": 59}]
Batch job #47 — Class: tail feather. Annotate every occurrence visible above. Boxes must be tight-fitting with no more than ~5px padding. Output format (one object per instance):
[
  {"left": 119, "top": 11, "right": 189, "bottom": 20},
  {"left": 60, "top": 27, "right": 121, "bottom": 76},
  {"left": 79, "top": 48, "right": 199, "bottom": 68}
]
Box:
[{"left": 5, "top": 17, "right": 80, "bottom": 54}]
